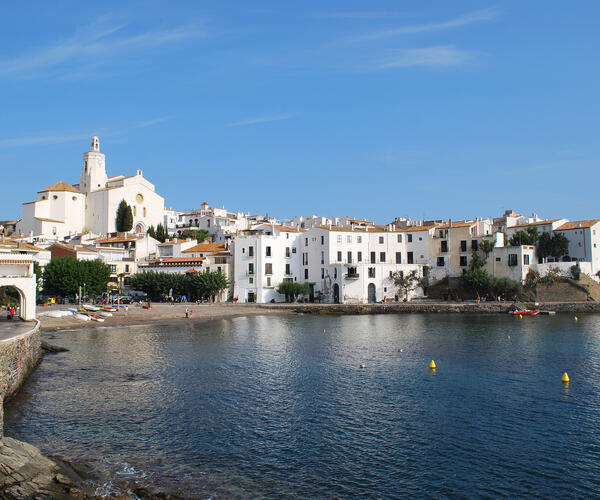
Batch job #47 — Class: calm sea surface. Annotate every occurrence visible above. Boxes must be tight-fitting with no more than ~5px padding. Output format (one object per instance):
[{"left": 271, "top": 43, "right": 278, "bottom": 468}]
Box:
[{"left": 5, "top": 313, "right": 600, "bottom": 498}]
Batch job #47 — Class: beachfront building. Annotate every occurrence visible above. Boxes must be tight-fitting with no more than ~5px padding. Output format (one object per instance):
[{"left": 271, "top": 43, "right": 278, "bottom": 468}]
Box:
[
  {"left": 0, "top": 238, "right": 51, "bottom": 269},
  {"left": 233, "top": 224, "right": 305, "bottom": 303},
  {"left": 302, "top": 225, "right": 425, "bottom": 304},
  {"left": 16, "top": 137, "right": 165, "bottom": 239},
  {"left": 49, "top": 242, "right": 99, "bottom": 262},
  {"left": 553, "top": 219, "right": 600, "bottom": 277},
  {"left": 0, "top": 247, "right": 37, "bottom": 320}
]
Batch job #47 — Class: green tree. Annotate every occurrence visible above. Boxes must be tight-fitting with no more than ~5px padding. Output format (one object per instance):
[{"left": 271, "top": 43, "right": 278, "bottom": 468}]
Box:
[
  {"left": 537, "top": 232, "right": 553, "bottom": 260},
  {"left": 550, "top": 233, "right": 570, "bottom": 259},
  {"left": 469, "top": 250, "right": 486, "bottom": 270},
  {"left": 509, "top": 227, "right": 539, "bottom": 246},
  {"left": 178, "top": 229, "right": 209, "bottom": 242},
  {"left": 277, "top": 280, "right": 310, "bottom": 302},
  {"left": 81, "top": 259, "right": 111, "bottom": 295},
  {"left": 116, "top": 199, "right": 134, "bottom": 232},
  {"left": 479, "top": 239, "right": 495, "bottom": 258},
  {"left": 155, "top": 223, "right": 166, "bottom": 243},
  {"left": 42, "top": 257, "right": 111, "bottom": 297},
  {"left": 461, "top": 268, "right": 493, "bottom": 297},
  {"left": 391, "top": 270, "right": 419, "bottom": 301},
  {"left": 147, "top": 225, "right": 156, "bottom": 239}
]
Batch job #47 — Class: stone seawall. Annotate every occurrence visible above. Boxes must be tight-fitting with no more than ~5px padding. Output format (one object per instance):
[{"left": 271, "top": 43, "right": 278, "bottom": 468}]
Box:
[
  {"left": 0, "top": 321, "right": 42, "bottom": 436},
  {"left": 258, "top": 302, "right": 600, "bottom": 315}
]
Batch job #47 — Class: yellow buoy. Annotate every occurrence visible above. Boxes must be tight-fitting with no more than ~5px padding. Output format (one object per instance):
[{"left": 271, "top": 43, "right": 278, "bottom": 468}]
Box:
[
  {"left": 519, "top": 314, "right": 523, "bottom": 319},
  {"left": 429, "top": 360, "right": 437, "bottom": 370},
  {"left": 575, "top": 316, "right": 579, "bottom": 322},
  {"left": 562, "top": 372, "right": 570, "bottom": 384}
]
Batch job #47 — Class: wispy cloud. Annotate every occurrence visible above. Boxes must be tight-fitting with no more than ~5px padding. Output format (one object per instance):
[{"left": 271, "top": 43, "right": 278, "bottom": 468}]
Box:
[
  {"left": 378, "top": 46, "right": 477, "bottom": 68},
  {"left": 0, "top": 116, "right": 172, "bottom": 149},
  {"left": 0, "top": 20, "right": 204, "bottom": 79},
  {"left": 316, "top": 11, "right": 416, "bottom": 20},
  {"left": 227, "top": 113, "right": 296, "bottom": 127},
  {"left": 349, "top": 8, "right": 499, "bottom": 41}
]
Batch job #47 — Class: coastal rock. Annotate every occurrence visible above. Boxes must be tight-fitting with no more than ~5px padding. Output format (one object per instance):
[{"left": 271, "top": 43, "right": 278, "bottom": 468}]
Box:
[{"left": 41, "top": 342, "right": 69, "bottom": 354}]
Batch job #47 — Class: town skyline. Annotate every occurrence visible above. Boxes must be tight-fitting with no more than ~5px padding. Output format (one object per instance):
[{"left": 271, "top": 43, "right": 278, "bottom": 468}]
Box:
[{"left": 2, "top": 1, "right": 599, "bottom": 221}]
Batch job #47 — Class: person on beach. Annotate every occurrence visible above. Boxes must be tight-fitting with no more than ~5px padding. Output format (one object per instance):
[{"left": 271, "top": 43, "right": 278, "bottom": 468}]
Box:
[{"left": 185, "top": 308, "right": 189, "bottom": 318}]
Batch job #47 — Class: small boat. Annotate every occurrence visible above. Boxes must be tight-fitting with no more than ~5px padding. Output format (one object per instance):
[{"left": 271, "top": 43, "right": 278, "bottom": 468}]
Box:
[
  {"left": 142, "top": 304, "right": 152, "bottom": 310},
  {"left": 509, "top": 309, "right": 540, "bottom": 316},
  {"left": 88, "top": 314, "right": 105, "bottom": 322},
  {"left": 74, "top": 313, "right": 91, "bottom": 321},
  {"left": 100, "top": 306, "right": 118, "bottom": 312},
  {"left": 97, "top": 311, "right": 113, "bottom": 318},
  {"left": 83, "top": 305, "right": 100, "bottom": 311}
]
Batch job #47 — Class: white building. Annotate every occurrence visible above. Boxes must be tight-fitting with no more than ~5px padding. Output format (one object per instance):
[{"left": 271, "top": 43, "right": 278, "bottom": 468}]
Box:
[
  {"left": 554, "top": 219, "right": 600, "bottom": 276},
  {"left": 16, "top": 137, "right": 165, "bottom": 239},
  {"left": 163, "top": 208, "right": 183, "bottom": 236},
  {"left": 233, "top": 224, "right": 305, "bottom": 303}
]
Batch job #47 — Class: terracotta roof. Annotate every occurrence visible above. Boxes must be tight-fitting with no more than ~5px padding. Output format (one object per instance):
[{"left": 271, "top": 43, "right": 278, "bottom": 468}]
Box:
[
  {"left": 35, "top": 217, "right": 64, "bottom": 223},
  {"left": 51, "top": 242, "right": 97, "bottom": 253},
  {"left": 435, "top": 220, "right": 477, "bottom": 229},
  {"left": 185, "top": 268, "right": 199, "bottom": 273},
  {"left": 95, "top": 236, "right": 142, "bottom": 243},
  {"left": 38, "top": 182, "right": 82, "bottom": 194},
  {"left": 345, "top": 218, "right": 374, "bottom": 224},
  {"left": 555, "top": 219, "right": 600, "bottom": 231},
  {"left": 183, "top": 243, "right": 227, "bottom": 253},
  {"left": 396, "top": 224, "right": 438, "bottom": 232},
  {"left": 510, "top": 219, "right": 562, "bottom": 229}
]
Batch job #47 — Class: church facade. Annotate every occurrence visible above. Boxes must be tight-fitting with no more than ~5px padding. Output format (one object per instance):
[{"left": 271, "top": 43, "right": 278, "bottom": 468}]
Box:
[{"left": 16, "top": 137, "right": 165, "bottom": 239}]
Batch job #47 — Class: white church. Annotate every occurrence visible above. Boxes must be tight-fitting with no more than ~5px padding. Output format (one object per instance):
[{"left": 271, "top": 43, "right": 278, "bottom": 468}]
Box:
[{"left": 16, "top": 137, "right": 165, "bottom": 239}]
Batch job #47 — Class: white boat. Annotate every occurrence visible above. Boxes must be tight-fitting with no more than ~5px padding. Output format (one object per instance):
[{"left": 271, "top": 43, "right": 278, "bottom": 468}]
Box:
[
  {"left": 83, "top": 305, "right": 100, "bottom": 311},
  {"left": 97, "top": 311, "right": 113, "bottom": 318},
  {"left": 74, "top": 313, "right": 91, "bottom": 321}
]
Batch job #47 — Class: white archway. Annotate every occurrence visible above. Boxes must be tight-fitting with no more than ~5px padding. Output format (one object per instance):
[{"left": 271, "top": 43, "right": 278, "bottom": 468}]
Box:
[
  {"left": 134, "top": 221, "right": 146, "bottom": 234},
  {"left": 0, "top": 257, "right": 37, "bottom": 320}
]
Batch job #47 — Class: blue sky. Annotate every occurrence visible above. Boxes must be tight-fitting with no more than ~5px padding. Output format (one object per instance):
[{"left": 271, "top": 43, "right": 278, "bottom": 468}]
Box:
[{"left": 1, "top": 1, "right": 599, "bottom": 223}]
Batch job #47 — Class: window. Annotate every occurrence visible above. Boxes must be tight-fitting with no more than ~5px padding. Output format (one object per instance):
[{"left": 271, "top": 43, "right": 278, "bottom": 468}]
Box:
[
  {"left": 396, "top": 252, "right": 402, "bottom": 264},
  {"left": 285, "top": 247, "right": 290, "bottom": 258},
  {"left": 248, "top": 263, "right": 254, "bottom": 274},
  {"left": 460, "top": 240, "right": 467, "bottom": 252},
  {"left": 380, "top": 252, "right": 386, "bottom": 262},
  {"left": 524, "top": 255, "right": 530, "bottom": 265},
  {"left": 110, "top": 265, "right": 117, "bottom": 273},
  {"left": 459, "top": 256, "right": 467, "bottom": 267},
  {"left": 389, "top": 271, "right": 393, "bottom": 278},
  {"left": 337, "top": 235, "right": 342, "bottom": 243},
  {"left": 285, "top": 263, "right": 291, "bottom": 274},
  {"left": 292, "top": 247, "right": 297, "bottom": 253},
  {"left": 357, "top": 236, "right": 362, "bottom": 243},
  {"left": 370, "top": 251, "right": 376, "bottom": 263},
  {"left": 265, "top": 263, "right": 273, "bottom": 274},
  {"left": 441, "top": 240, "right": 448, "bottom": 253},
  {"left": 407, "top": 234, "right": 413, "bottom": 243},
  {"left": 242, "top": 248, "right": 245, "bottom": 254},
  {"left": 357, "top": 251, "right": 362, "bottom": 262},
  {"left": 368, "top": 267, "right": 376, "bottom": 278},
  {"left": 347, "top": 235, "right": 352, "bottom": 243},
  {"left": 337, "top": 251, "right": 342, "bottom": 262},
  {"left": 305, "top": 269, "right": 309, "bottom": 279},
  {"left": 321, "top": 268, "right": 325, "bottom": 279},
  {"left": 133, "top": 206, "right": 137, "bottom": 216},
  {"left": 267, "top": 277, "right": 271, "bottom": 287},
  {"left": 437, "top": 257, "right": 445, "bottom": 267},
  {"left": 266, "top": 246, "right": 271, "bottom": 257},
  {"left": 379, "top": 236, "right": 384, "bottom": 244},
  {"left": 305, "top": 238, "right": 308, "bottom": 246},
  {"left": 125, "top": 264, "right": 130, "bottom": 272},
  {"left": 407, "top": 252, "right": 413, "bottom": 264},
  {"left": 471, "top": 240, "right": 478, "bottom": 251},
  {"left": 286, "top": 233, "right": 289, "bottom": 239},
  {"left": 334, "top": 268, "right": 337, "bottom": 279},
  {"left": 321, "top": 235, "right": 325, "bottom": 245},
  {"left": 496, "top": 257, "right": 501, "bottom": 262},
  {"left": 397, "top": 234, "right": 402, "bottom": 243},
  {"left": 53, "top": 195, "right": 58, "bottom": 200},
  {"left": 321, "top": 251, "right": 325, "bottom": 264},
  {"left": 508, "top": 254, "right": 518, "bottom": 266},
  {"left": 248, "top": 246, "right": 254, "bottom": 257},
  {"left": 143, "top": 207, "right": 147, "bottom": 217},
  {"left": 347, "top": 251, "right": 352, "bottom": 263},
  {"left": 249, "top": 276, "right": 253, "bottom": 284}
]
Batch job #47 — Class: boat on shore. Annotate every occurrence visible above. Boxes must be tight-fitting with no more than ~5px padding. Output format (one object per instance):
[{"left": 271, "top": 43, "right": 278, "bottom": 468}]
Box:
[{"left": 509, "top": 309, "right": 540, "bottom": 316}]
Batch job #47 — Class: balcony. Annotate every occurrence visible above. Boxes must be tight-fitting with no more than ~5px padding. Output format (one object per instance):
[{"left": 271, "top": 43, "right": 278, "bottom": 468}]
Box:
[{"left": 345, "top": 273, "right": 359, "bottom": 280}]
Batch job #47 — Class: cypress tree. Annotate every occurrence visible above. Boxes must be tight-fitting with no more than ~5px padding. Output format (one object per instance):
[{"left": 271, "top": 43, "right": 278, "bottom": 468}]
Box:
[{"left": 116, "top": 200, "right": 134, "bottom": 232}]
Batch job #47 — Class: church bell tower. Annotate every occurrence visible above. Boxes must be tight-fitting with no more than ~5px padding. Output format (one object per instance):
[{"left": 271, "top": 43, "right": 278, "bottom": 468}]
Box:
[{"left": 80, "top": 136, "right": 107, "bottom": 192}]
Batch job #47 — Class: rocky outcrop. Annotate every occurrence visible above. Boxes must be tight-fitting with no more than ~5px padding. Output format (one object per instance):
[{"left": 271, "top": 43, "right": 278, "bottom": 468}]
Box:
[{"left": 0, "top": 437, "right": 87, "bottom": 499}]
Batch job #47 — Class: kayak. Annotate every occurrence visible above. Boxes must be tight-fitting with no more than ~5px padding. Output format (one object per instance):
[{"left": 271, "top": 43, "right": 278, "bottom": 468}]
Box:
[
  {"left": 142, "top": 304, "right": 152, "bottom": 309},
  {"left": 100, "top": 306, "right": 118, "bottom": 312}
]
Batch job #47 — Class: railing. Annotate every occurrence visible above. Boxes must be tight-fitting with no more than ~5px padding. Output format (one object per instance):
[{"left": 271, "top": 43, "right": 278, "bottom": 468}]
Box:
[{"left": 345, "top": 273, "right": 360, "bottom": 280}]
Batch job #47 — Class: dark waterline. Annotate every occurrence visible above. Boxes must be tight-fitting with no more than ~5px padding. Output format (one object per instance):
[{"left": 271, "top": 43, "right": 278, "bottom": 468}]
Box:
[{"left": 5, "top": 314, "right": 600, "bottom": 498}]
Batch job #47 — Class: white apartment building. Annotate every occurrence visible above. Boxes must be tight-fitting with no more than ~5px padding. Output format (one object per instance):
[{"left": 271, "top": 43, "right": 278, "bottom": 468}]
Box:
[
  {"left": 164, "top": 208, "right": 183, "bottom": 236},
  {"left": 286, "top": 215, "right": 332, "bottom": 230},
  {"left": 303, "top": 226, "right": 424, "bottom": 304},
  {"left": 233, "top": 224, "right": 305, "bottom": 303},
  {"left": 553, "top": 219, "right": 600, "bottom": 276}
]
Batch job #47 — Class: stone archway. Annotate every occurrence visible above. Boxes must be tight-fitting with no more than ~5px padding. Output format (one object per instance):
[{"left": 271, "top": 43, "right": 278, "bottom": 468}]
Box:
[
  {"left": 368, "top": 283, "right": 377, "bottom": 303},
  {"left": 134, "top": 222, "right": 146, "bottom": 234},
  {"left": 333, "top": 283, "right": 340, "bottom": 304}
]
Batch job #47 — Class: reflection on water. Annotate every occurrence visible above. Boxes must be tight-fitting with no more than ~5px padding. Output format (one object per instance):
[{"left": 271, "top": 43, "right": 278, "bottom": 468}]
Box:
[{"left": 5, "top": 314, "right": 600, "bottom": 498}]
